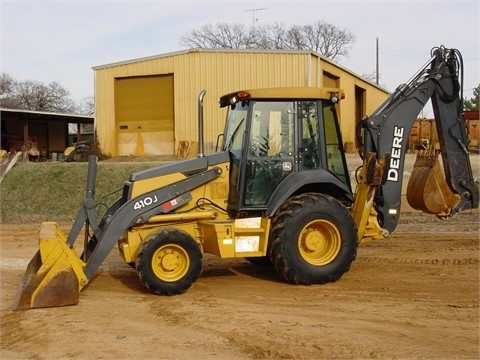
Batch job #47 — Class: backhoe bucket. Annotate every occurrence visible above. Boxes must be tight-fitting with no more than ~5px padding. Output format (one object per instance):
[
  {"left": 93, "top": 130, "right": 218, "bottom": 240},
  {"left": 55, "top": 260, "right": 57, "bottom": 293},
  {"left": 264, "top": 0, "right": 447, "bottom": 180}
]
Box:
[
  {"left": 406, "top": 153, "right": 460, "bottom": 215},
  {"left": 12, "top": 222, "right": 87, "bottom": 310}
]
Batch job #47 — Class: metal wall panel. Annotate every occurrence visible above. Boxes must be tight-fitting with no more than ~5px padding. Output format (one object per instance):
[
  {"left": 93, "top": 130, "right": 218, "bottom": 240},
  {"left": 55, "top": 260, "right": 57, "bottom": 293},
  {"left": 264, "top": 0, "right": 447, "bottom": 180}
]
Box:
[{"left": 94, "top": 50, "right": 389, "bottom": 156}]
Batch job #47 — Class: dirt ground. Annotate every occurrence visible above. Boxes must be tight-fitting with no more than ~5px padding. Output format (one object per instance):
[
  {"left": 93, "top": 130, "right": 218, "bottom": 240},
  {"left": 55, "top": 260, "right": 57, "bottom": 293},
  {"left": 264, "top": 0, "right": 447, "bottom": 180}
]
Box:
[
  {"left": 0, "top": 210, "right": 478, "bottom": 360},
  {"left": 1, "top": 153, "right": 479, "bottom": 359}
]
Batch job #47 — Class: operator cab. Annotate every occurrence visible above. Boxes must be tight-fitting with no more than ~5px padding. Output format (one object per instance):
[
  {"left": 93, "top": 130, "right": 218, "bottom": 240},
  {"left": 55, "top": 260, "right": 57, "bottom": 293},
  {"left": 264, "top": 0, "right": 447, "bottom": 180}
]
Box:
[{"left": 220, "top": 87, "right": 352, "bottom": 215}]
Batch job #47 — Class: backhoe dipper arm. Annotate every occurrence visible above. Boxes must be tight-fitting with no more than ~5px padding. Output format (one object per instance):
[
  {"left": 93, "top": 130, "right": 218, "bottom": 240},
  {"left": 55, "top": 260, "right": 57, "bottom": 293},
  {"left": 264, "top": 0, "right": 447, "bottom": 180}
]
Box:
[
  {"left": 430, "top": 68, "right": 479, "bottom": 215},
  {"left": 361, "top": 46, "right": 478, "bottom": 233}
]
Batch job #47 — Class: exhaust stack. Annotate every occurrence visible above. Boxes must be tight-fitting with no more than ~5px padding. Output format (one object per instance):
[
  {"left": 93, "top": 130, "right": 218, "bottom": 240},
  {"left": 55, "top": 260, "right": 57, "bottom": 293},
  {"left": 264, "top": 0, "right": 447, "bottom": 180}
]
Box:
[{"left": 197, "top": 90, "right": 206, "bottom": 157}]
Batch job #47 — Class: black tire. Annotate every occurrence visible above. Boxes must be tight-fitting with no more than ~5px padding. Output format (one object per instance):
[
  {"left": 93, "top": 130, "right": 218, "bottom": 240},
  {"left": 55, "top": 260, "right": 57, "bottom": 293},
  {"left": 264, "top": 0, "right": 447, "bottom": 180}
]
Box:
[
  {"left": 268, "top": 193, "right": 358, "bottom": 285},
  {"left": 136, "top": 229, "right": 203, "bottom": 295}
]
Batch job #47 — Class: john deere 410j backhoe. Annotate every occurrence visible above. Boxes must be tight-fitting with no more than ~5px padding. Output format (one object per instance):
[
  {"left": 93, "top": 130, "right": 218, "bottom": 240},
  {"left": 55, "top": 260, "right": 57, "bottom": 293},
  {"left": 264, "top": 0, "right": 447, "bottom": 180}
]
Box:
[{"left": 13, "top": 46, "right": 478, "bottom": 310}]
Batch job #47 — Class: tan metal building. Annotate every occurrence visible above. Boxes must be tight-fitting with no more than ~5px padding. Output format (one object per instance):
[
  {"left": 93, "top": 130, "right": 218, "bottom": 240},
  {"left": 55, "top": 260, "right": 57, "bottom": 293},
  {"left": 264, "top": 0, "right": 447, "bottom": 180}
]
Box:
[{"left": 93, "top": 48, "right": 389, "bottom": 157}]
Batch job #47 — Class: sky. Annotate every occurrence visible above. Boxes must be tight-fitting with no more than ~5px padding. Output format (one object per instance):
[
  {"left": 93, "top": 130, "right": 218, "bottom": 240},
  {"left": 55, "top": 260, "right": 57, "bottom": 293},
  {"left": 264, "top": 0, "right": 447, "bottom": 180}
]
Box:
[{"left": 1, "top": 0, "right": 479, "bottom": 111}]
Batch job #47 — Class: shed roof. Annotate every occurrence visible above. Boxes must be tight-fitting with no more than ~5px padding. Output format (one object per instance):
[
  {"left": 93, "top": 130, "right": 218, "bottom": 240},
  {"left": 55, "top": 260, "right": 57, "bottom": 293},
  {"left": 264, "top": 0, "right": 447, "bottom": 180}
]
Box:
[{"left": 0, "top": 108, "right": 94, "bottom": 123}]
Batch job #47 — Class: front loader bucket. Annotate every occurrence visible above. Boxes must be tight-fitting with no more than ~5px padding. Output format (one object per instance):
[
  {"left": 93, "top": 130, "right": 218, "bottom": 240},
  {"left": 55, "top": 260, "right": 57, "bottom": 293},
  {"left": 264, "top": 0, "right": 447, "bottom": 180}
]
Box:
[
  {"left": 12, "top": 222, "right": 87, "bottom": 310},
  {"left": 406, "top": 153, "right": 460, "bottom": 215}
]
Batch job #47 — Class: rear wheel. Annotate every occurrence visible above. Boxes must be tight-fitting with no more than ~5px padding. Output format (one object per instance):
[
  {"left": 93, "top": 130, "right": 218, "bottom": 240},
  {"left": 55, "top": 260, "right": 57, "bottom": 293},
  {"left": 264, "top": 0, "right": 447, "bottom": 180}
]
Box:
[
  {"left": 268, "top": 193, "right": 358, "bottom": 285},
  {"left": 136, "top": 229, "right": 203, "bottom": 295}
]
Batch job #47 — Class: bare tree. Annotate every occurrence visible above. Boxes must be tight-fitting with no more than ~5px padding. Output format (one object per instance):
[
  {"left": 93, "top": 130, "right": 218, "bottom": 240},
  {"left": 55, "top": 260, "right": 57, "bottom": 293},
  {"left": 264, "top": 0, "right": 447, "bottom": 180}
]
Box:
[
  {"left": 255, "top": 22, "right": 287, "bottom": 49},
  {"left": 180, "top": 23, "right": 256, "bottom": 49},
  {"left": 305, "top": 21, "right": 355, "bottom": 60},
  {"left": 77, "top": 96, "right": 95, "bottom": 116},
  {"left": 361, "top": 72, "right": 377, "bottom": 83},
  {"left": 0, "top": 73, "right": 15, "bottom": 95},
  {"left": 180, "top": 21, "right": 356, "bottom": 60},
  {"left": 0, "top": 74, "right": 77, "bottom": 113}
]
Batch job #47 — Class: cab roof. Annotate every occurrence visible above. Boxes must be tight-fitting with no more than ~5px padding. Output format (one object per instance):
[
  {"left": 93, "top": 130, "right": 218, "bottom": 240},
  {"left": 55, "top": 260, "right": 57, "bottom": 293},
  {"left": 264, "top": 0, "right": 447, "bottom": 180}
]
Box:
[{"left": 219, "top": 87, "right": 344, "bottom": 108}]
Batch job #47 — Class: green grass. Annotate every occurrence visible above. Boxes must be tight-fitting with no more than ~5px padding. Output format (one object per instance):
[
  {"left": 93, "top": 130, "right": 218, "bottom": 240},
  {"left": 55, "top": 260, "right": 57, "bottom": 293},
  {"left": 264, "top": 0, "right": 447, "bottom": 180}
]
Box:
[{"left": 0, "top": 159, "right": 174, "bottom": 223}]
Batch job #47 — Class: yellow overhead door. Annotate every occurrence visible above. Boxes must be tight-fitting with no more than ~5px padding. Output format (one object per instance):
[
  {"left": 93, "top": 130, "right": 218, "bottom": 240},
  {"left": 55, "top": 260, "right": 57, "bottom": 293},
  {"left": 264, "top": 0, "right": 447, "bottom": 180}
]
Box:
[{"left": 115, "top": 74, "right": 174, "bottom": 156}]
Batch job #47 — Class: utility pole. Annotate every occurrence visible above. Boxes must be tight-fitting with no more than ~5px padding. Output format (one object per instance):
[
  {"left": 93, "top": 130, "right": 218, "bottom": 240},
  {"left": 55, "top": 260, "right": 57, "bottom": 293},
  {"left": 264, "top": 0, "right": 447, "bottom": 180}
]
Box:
[
  {"left": 243, "top": 8, "right": 267, "bottom": 26},
  {"left": 376, "top": 37, "right": 380, "bottom": 85}
]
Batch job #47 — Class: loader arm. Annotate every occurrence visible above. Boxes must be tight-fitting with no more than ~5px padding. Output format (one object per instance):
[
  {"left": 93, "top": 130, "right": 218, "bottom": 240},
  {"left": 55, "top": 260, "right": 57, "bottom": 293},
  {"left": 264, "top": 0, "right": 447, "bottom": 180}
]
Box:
[
  {"left": 83, "top": 163, "right": 223, "bottom": 279},
  {"left": 361, "top": 46, "right": 478, "bottom": 233}
]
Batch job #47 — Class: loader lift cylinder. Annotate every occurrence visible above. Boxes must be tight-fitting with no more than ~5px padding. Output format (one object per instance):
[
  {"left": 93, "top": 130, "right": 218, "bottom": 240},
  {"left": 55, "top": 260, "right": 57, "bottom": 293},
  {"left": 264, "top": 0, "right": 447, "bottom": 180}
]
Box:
[
  {"left": 85, "top": 154, "right": 97, "bottom": 201},
  {"left": 67, "top": 155, "right": 101, "bottom": 247}
]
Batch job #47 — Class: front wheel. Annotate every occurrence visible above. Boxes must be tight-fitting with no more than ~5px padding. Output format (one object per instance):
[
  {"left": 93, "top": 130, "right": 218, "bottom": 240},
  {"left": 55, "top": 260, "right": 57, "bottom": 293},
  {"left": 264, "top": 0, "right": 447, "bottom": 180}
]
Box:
[
  {"left": 136, "top": 229, "right": 203, "bottom": 295},
  {"left": 268, "top": 193, "right": 358, "bottom": 285}
]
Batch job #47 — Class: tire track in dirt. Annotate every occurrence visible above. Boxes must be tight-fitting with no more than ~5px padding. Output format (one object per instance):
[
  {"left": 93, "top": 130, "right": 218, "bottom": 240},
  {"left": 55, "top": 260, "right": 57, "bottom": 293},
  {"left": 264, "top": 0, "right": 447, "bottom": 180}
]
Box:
[{"left": 360, "top": 256, "right": 478, "bottom": 266}]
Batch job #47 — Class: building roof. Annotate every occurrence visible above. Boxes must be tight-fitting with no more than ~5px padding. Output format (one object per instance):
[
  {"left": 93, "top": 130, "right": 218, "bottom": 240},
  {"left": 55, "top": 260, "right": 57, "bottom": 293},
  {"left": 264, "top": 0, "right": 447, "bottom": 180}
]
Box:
[
  {"left": 92, "top": 48, "right": 322, "bottom": 70},
  {"left": 0, "top": 108, "right": 94, "bottom": 123},
  {"left": 92, "top": 48, "right": 389, "bottom": 94}
]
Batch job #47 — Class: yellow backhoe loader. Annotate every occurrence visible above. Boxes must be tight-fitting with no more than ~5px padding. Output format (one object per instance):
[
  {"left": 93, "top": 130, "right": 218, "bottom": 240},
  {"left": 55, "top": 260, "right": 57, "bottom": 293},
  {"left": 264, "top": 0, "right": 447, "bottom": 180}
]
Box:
[{"left": 13, "top": 46, "right": 478, "bottom": 310}]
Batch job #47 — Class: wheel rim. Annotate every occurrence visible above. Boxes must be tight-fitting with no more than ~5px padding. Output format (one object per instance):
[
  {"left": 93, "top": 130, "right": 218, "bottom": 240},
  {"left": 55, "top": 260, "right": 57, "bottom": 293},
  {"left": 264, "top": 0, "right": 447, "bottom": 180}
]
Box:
[
  {"left": 298, "top": 219, "right": 341, "bottom": 266},
  {"left": 151, "top": 244, "right": 190, "bottom": 282}
]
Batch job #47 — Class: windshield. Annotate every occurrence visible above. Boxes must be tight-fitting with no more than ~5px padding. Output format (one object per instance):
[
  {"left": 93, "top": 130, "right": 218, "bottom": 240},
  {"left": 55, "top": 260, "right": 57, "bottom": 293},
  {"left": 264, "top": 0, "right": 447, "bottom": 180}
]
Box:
[{"left": 224, "top": 101, "right": 249, "bottom": 152}]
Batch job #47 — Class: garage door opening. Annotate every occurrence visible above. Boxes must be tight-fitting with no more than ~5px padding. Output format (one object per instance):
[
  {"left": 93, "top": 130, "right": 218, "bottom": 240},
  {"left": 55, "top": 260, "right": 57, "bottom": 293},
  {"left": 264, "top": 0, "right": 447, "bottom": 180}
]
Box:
[{"left": 115, "top": 74, "right": 174, "bottom": 156}]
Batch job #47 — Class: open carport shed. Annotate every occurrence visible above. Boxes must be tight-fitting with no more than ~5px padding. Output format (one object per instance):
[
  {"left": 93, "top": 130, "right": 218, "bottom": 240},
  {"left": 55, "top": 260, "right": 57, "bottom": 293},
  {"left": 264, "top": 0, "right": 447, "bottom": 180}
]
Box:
[{"left": 0, "top": 108, "right": 94, "bottom": 158}]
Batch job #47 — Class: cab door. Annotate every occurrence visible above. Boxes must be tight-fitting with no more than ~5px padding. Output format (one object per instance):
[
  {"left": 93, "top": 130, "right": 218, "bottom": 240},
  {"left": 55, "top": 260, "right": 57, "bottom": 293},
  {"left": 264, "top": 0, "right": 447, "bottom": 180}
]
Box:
[{"left": 243, "top": 101, "right": 296, "bottom": 207}]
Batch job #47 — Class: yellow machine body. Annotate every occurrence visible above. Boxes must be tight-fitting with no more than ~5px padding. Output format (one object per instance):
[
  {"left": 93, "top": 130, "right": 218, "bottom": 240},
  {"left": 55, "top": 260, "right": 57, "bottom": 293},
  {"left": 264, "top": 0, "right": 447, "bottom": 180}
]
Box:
[{"left": 117, "top": 160, "right": 271, "bottom": 263}]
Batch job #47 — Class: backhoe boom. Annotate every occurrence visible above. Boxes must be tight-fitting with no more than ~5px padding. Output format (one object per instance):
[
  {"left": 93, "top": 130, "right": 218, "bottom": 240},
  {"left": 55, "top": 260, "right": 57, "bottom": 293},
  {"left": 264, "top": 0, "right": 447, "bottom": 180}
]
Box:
[{"left": 361, "top": 46, "right": 478, "bottom": 233}]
